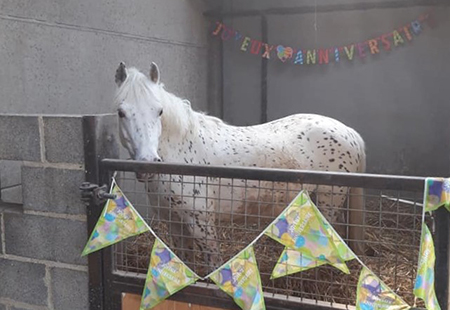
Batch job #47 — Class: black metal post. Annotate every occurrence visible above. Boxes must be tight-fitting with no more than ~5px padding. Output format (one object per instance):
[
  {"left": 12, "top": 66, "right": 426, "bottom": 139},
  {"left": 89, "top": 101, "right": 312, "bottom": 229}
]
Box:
[
  {"left": 434, "top": 207, "right": 450, "bottom": 310},
  {"left": 83, "top": 116, "right": 105, "bottom": 310},
  {"left": 83, "top": 115, "right": 121, "bottom": 310}
]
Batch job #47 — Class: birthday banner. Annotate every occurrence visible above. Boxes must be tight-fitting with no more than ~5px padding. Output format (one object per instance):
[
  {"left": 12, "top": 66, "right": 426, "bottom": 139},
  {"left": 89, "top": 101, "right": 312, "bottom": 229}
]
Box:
[
  {"left": 141, "top": 239, "right": 199, "bottom": 309},
  {"left": 82, "top": 177, "right": 448, "bottom": 310},
  {"left": 82, "top": 181, "right": 148, "bottom": 256},
  {"left": 424, "top": 178, "right": 450, "bottom": 212},
  {"left": 211, "top": 12, "right": 435, "bottom": 66},
  {"left": 210, "top": 247, "right": 265, "bottom": 310},
  {"left": 265, "top": 191, "right": 354, "bottom": 275},
  {"left": 356, "top": 267, "right": 410, "bottom": 310}
]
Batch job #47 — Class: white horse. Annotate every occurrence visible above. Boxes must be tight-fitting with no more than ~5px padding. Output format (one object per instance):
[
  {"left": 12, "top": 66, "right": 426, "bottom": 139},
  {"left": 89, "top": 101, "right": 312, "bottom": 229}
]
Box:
[{"left": 114, "top": 62, "right": 366, "bottom": 269}]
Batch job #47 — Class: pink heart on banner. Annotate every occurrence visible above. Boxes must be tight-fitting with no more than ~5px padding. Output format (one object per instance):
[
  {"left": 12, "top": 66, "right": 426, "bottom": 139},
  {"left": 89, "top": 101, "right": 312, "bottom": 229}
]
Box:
[{"left": 277, "top": 45, "right": 294, "bottom": 62}]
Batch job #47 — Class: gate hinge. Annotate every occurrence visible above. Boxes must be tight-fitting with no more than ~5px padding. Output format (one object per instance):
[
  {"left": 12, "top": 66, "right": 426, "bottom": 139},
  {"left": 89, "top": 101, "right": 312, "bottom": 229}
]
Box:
[{"left": 79, "top": 182, "right": 116, "bottom": 206}]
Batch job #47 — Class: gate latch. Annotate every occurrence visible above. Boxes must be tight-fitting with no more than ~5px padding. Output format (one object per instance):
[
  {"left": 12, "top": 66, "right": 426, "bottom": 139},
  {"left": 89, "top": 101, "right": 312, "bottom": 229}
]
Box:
[{"left": 79, "top": 182, "right": 116, "bottom": 206}]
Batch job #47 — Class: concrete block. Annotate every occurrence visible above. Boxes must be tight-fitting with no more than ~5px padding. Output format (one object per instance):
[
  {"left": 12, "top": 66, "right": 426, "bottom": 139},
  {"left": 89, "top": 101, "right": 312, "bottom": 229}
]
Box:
[
  {"left": 0, "top": 19, "right": 208, "bottom": 115},
  {"left": 52, "top": 268, "right": 88, "bottom": 310},
  {"left": 4, "top": 213, "right": 87, "bottom": 265},
  {"left": 0, "top": 185, "right": 22, "bottom": 204},
  {"left": 0, "top": 258, "right": 47, "bottom": 306},
  {"left": 0, "top": 116, "right": 41, "bottom": 161},
  {"left": 0, "top": 160, "right": 22, "bottom": 189},
  {"left": 22, "top": 166, "right": 85, "bottom": 215},
  {"left": 44, "top": 116, "right": 84, "bottom": 164}
]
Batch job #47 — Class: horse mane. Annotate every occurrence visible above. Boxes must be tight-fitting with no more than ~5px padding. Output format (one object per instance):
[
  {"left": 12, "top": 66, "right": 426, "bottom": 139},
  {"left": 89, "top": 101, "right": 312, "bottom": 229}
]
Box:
[{"left": 115, "top": 67, "right": 223, "bottom": 138}]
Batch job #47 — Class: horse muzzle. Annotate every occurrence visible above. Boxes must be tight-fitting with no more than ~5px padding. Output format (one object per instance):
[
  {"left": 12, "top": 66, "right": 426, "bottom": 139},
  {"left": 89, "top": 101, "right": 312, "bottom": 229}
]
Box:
[
  {"left": 134, "top": 156, "right": 162, "bottom": 182},
  {"left": 136, "top": 172, "right": 156, "bottom": 182}
]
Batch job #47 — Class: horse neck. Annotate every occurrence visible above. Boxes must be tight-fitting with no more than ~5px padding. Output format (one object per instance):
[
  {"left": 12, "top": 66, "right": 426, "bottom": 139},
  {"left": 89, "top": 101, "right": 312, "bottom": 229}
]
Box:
[{"left": 158, "top": 91, "right": 219, "bottom": 162}]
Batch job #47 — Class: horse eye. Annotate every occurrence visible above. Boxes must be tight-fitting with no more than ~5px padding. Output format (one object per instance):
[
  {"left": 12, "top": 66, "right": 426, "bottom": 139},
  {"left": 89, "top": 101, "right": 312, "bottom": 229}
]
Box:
[
  {"left": 118, "top": 109, "right": 126, "bottom": 118},
  {"left": 159, "top": 109, "right": 163, "bottom": 117}
]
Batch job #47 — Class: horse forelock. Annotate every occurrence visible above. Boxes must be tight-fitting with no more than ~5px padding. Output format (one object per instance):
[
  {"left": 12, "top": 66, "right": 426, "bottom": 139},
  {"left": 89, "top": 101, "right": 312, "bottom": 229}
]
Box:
[{"left": 114, "top": 67, "right": 159, "bottom": 107}]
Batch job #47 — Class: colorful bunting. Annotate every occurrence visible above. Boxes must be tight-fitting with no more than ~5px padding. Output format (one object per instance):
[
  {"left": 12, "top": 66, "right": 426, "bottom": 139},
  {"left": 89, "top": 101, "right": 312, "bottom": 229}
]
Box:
[
  {"left": 82, "top": 183, "right": 148, "bottom": 256},
  {"left": 141, "top": 239, "right": 199, "bottom": 310},
  {"left": 414, "top": 224, "right": 441, "bottom": 310},
  {"left": 212, "top": 12, "right": 434, "bottom": 66},
  {"left": 265, "top": 191, "right": 353, "bottom": 274},
  {"left": 271, "top": 248, "right": 326, "bottom": 279},
  {"left": 356, "top": 267, "right": 410, "bottom": 310},
  {"left": 210, "top": 247, "right": 265, "bottom": 310},
  {"left": 82, "top": 179, "right": 437, "bottom": 310},
  {"left": 424, "top": 178, "right": 450, "bottom": 212}
]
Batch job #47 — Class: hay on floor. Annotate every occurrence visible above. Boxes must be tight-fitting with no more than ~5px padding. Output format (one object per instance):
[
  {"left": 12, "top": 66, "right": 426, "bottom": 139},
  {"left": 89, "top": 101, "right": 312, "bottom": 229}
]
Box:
[{"left": 117, "top": 195, "right": 425, "bottom": 307}]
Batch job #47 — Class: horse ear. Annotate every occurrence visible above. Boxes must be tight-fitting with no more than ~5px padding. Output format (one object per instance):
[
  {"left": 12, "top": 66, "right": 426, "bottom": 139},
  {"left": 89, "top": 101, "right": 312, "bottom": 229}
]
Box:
[
  {"left": 115, "top": 62, "right": 127, "bottom": 87},
  {"left": 150, "top": 62, "right": 160, "bottom": 84}
]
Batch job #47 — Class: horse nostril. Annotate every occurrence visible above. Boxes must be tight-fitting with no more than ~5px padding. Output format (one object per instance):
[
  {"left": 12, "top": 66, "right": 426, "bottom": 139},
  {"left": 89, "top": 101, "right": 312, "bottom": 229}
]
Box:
[{"left": 118, "top": 109, "right": 126, "bottom": 118}]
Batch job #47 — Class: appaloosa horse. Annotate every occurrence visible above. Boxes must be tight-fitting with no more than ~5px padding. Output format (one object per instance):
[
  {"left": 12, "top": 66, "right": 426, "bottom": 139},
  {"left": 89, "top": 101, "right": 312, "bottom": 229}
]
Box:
[{"left": 114, "top": 62, "right": 366, "bottom": 268}]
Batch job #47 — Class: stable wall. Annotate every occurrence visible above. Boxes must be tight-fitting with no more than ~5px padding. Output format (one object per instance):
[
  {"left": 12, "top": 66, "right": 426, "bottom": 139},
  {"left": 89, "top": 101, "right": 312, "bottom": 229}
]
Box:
[
  {"left": 0, "top": 0, "right": 212, "bottom": 115},
  {"left": 0, "top": 114, "right": 118, "bottom": 310},
  {"left": 221, "top": 1, "right": 450, "bottom": 177}
]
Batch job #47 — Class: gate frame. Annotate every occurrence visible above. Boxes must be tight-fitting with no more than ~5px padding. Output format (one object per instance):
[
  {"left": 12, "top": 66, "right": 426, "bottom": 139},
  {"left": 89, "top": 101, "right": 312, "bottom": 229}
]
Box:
[{"left": 86, "top": 157, "right": 450, "bottom": 310}]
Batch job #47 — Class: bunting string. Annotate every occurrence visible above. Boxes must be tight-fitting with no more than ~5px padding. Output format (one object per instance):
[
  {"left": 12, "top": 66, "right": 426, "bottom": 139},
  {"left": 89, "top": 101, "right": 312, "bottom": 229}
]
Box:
[
  {"left": 82, "top": 175, "right": 449, "bottom": 310},
  {"left": 211, "top": 12, "right": 436, "bottom": 66}
]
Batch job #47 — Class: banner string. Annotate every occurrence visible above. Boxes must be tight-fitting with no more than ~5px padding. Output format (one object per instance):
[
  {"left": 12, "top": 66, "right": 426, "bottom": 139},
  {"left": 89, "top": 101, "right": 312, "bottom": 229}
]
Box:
[
  {"left": 112, "top": 176, "right": 201, "bottom": 280},
  {"left": 110, "top": 173, "right": 421, "bottom": 299},
  {"left": 202, "top": 191, "right": 307, "bottom": 279},
  {"left": 212, "top": 11, "right": 434, "bottom": 66}
]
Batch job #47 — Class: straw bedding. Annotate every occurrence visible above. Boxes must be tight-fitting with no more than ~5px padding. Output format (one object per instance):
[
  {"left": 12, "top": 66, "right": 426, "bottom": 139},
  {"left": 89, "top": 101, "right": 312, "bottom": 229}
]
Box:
[{"left": 119, "top": 195, "right": 425, "bottom": 307}]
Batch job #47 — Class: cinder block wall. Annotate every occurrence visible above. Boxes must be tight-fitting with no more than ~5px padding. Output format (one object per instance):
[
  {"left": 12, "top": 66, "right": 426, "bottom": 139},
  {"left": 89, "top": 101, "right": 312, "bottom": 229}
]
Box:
[
  {"left": 0, "top": 114, "right": 118, "bottom": 310},
  {"left": 0, "top": 0, "right": 215, "bottom": 116}
]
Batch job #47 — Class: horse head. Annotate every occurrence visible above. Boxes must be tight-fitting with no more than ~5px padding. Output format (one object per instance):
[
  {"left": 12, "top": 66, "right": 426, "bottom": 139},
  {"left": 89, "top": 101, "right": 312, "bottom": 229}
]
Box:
[{"left": 114, "top": 62, "right": 164, "bottom": 166}]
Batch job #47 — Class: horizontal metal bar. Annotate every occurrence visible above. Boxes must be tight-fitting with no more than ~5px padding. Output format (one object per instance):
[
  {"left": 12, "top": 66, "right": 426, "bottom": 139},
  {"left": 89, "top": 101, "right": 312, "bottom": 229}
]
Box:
[
  {"left": 434, "top": 207, "right": 450, "bottom": 309},
  {"left": 101, "top": 159, "right": 425, "bottom": 191},
  {"left": 110, "top": 272, "right": 350, "bottom": 310},
  {"left": 204, "top": 0, "right": 447, "bottom": 18}
]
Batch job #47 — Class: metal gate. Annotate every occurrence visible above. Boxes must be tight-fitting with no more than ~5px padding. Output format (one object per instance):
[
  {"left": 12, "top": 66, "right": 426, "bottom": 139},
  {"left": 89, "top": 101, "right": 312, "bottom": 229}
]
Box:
[{"left": 85, "top": 157, "right": 450, "bottom": 310}]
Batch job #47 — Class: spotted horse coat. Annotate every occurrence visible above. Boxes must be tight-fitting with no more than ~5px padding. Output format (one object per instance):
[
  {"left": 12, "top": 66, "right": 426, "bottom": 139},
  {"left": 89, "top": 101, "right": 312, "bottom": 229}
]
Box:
[{"left": 114, "top": 64, "right": 367, "bottom": 272}]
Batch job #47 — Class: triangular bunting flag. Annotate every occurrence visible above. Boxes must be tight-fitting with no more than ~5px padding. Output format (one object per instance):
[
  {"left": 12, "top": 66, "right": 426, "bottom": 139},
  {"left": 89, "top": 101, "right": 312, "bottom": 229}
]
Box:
[
  {"left": 210, "top": 247, "right": 265, "bottom": 310},
  {"left": 424, "top": 178, "right": 450, "bottom": 212},
  {"left": 82, "top": 183, "right": 148, "bottom": 256},
  {"left": 271, "top": 248, "right": 327, "bottom": 279},
  {"left": 414, "top": 224, "right": 441, "bottom": 310},
  {"left": 265, "top": 191, "right": 353, "bottom": 274},
  {"left": 140, "top": 239, "right": 199, "bottom": 310},
  {"left": 356, "top": 267, "right": 410, "bottom": 310},
  {"left": 326, "top": 225, "right": 356, "bottom": 262}
]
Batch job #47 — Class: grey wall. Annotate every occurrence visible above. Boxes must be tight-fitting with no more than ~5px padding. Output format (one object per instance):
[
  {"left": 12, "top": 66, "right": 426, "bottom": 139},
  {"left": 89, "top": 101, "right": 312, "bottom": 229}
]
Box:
[
  {"left": 0, "top": 1, "right": 215, "bottom": 309},
  {"left": 0, "top": 114, "right": 119, "bottom": 310},
  {"left": 0, "top": 0, "right": 213, "bottom": 115},
  {"left": 221, "top": 1, "right": 450, "bottom": 177}
]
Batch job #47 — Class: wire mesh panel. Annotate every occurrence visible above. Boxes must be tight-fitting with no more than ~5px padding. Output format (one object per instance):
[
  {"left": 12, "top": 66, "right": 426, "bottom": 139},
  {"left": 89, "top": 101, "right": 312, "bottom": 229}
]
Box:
[{"left": 102, "top": 161, "right": 429, "bottom": 309}]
